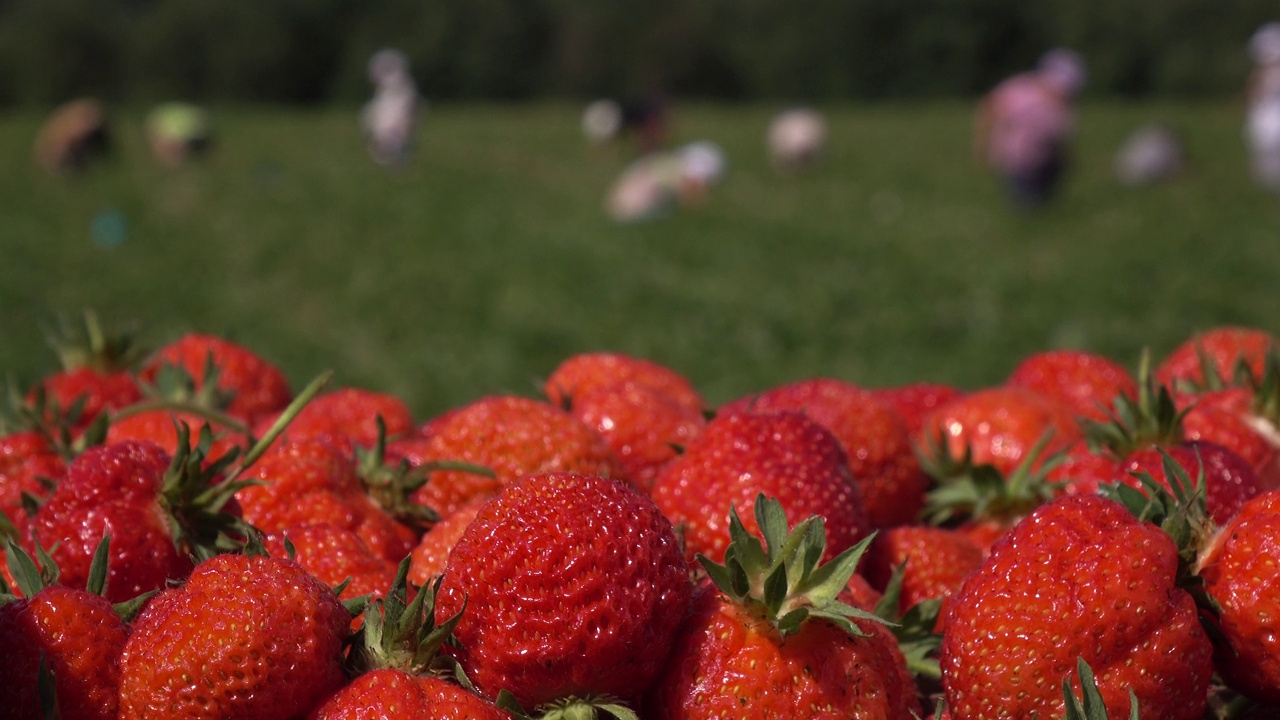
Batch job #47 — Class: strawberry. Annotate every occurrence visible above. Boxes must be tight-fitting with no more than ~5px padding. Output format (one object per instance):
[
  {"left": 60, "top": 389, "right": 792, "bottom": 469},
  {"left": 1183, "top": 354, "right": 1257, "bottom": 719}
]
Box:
[
  {"left": 1180, "top": 383, "right": 1280, "bottom": 491},
  {"left": 262, "top": 524, "right": 398, "bottom": 605},
  {"left": 435, "top": 471, "right": 691, "bottom": 711},
  {"left": 1121, "top": 441, "right": 1262, "bottom": 525},
  {"left": 939, "top": 493, "right": 1213, "bottom": 719},
  {"left": 118, "top": 549, "right": 352, "bottom": 720},
  {"left": 650, "top": 409, "right": 870, "bottom": 564},
  {"left": 308, "top": 669, "right": 506, "bottom": 719},
  {"left": 1196, "top": 490, "right": 1280, "bottom": 704},
  {"left": 544, "top": 351, "right": 705, "bottom": 416},
  {"left": 918, "top": 385, "right": 1082, "bottom": 480},
  {"left": 870, "top": 382, "right": 965, "bottom": 436},
  {"left": 646, "top": 495, "right": 921, "bottom": 719},
  {"left": 237, "top": 437, "right": 419, "bottom": 563},
  {"left": 0, "top": 431, "right": 66, "bottom": 543},
  {"left": 259, "top": 386, "right": 414, "bottom": 450},
  {"left": 1005, "top": 349, "right": 1138, "bottom": 422},
  {"left": 406, "top": 395, "right": 623, "bottom": 518},
  {"left": 566, "top": 379, "right": 706, "bottom": 493},
  {"left": 861, "top": 525, "right": 984, "bottom": 616},
  {"left": 0, "top": 540, "right": 133, "bottom": 720},
  {"left": 721, "top": 378, "right": 929, "bottom": 528},
  {"left": 28, "top": 433, "right": 248, "bottom": 603},
  {"left": 407, "top": 498, "right": 486, "bottom": 587},
  {"left": 105, "top": 407, "right": 250, "bottom": 461},
  {"left": 140, "top": 332, "right": 293, "bottom": 426},
  {"left": 28, "top": 311, "right": 143, "bottom": 433},
  {"left": 1154, "top": 326, "right": 1279, "bottom": 392}
]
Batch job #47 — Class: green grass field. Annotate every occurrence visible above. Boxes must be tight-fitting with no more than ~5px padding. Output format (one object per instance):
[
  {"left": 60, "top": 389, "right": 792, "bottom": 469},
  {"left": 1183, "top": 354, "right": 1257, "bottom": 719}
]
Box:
[{"left": 1, "top": 102, "right": 1277, "bottom": 419}]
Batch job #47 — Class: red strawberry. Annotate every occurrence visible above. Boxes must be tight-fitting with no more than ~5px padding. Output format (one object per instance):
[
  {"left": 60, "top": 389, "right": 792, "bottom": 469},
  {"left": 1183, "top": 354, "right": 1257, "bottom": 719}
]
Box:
[
  {"left": 307, "top": 669, "right": 506, "bottom": 720},
  {"left": 260, "top": 387, "right": 414, "bottom": 450},
  {"left": 0, "top": 431, "right": 66, "bottom": 542},
  {"left": 566, "top": 379, "right": 706, "bottom": 493},
  {"left": 105, "top": 407, "right": 250, "bottom": 461},
  {"left": 28, "top": 311, "right": 143, "bottom": 433},
  {"left": 721, "top": 378, "right": 929, "bottom": 528},
  {"left": 141, "top": 332, "right": 292, "bottom": 426},
  {"left": 1154, "top": 326, "right": 1279, "bottom": 392},
  {"left": 1181, "top": 385, "right": 1280, "bottom": 491},
  {"left": 544, "top": 351, "right": 704, "bottom": 416},
  {"left": 262, "top": 524, "right": 398, "bottom": 605},
  {"left": 237, "top": 437, "right": 419, "bottom": 563},
  {"left": 918, "top": 385, "right": 1082, "bottom": 479},
  {"left": 406, "top": 395, "right": 623, "bottom": 518},
  {"left": 1121, "top": 441, "right": 1262, "bottom": 525},
  {"left": 407, "top": 498, "right": 486, "bottom": 587},
  {"left": 1005, "top": 349, "right": 1138, "bottom": 422},
  {"left": 647, "top": 495, "right": 921, "bottom": 719},
  {"left": 861, "top": 525, "right": 984, "bottom": 616},
  {"left": 435, "top": 472, "right": 691, "bottom": 711},
  {"left": 29, "top": 435, "right": 248, "bottom": 603},
  {"left": 118, "top": 550, "right": 351, "bottom": 720},
  {"left": 650, "top": 409, "right": 870, "bottom": 564},
  {"left": 1197, "top": 490, "right": 1280, "bottom": 703},
  {"left": 870, "top": 382, "right": 965, "bottom": 436},
  {"left": 939, "top": 494, "right": 1213, "bottom": 719},
  {"left": 36, "top": 367, "right": 141, "bottom": 433},
  {"left": 0, "top": 540, "right": 132, "bottom": 720}
]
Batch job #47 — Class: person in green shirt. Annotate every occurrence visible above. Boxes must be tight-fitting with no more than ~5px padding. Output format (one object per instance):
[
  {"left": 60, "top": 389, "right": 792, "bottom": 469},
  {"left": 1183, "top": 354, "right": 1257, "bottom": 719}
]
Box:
[{"left": 146, "top": 102, "right": 213, "bottom": 167}]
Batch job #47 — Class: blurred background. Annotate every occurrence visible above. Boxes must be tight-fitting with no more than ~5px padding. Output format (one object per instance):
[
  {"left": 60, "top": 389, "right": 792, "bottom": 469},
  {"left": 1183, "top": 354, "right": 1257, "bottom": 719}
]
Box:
[{"left": 2, "top": 0, "right": 1279, "bottom": 419}]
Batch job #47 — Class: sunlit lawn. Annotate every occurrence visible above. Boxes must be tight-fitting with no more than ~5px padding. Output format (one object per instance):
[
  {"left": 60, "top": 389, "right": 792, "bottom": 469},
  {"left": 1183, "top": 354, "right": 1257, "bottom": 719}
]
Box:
[{"left": 1, "top": 100, "right": 1277, "bottom": 418}]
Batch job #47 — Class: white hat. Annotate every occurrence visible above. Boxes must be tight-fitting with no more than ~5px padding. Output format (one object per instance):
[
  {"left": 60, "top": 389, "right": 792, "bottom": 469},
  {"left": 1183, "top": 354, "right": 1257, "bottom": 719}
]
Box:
[
  {"left": 1038, "top": 48, "right": 1087, "bottom": 96},
  {"left": 678, "top": 142, "right": 726, "bottom": 185},
  {"left": 1250, "top": 23, "right": 1280, "bottom": 65}
]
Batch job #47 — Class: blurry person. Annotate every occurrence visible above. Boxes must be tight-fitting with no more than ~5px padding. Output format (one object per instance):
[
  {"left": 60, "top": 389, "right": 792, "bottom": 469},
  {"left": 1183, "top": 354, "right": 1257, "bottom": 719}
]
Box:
[
  {"left": 605, "top": 141, "right": 727, "bottom": 223},
  {"left": 1113, "top": 122, "right": 1186, "bottom": 186},
  {"left": 33, "top": 98, "right": 110, "bottom": 175},
  {"left": 582, "top": 99, "right": 624, "bottom": 146},
  {"left": 973, "top": 48, "right": 1086, "bottom": 209},
  {"left": 360, "top": 48, "right": 422, "bottom": 166},
  {"left": 146, "top": 102, "right": 213, "bottom": 168},
  {"left": 767, "top": 107, "right": 828, "bottom": 174},
  {"left": 581, "top": 93, "right": 670, "bottom": 155},
  {"left": 1246, "top": 22, "right": 1280, "bottom": 192}
]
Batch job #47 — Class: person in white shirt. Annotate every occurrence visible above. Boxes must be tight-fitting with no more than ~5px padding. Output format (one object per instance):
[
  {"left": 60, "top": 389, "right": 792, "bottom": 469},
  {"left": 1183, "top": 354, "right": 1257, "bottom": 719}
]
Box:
[
  {"left": 1246, "top": 23, "right": 1280, "bottom": 192},
  {"left": 360, "top": 48, "right": 422, "bottom": 167}
]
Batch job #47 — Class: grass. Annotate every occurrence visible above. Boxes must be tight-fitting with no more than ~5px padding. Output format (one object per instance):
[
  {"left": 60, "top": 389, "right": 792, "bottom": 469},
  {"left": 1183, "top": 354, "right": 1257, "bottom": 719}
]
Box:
[{"left": 1, "top": 101, "right": 1277, "bottom": 419}]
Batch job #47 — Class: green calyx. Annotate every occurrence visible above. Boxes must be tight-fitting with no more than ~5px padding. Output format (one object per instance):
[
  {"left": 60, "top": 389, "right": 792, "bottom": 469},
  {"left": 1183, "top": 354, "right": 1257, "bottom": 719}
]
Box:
[
  {"left": 920, "top": 429, "right": 1063, "bottom": 528},
  {"left": 697, "top": 493, "right": 883, "bottom": 638},
  {"left": 4, "top": 537, "right": 154, "bottom": 620},
  {"left": 348, "top": 557, "right": 464, "bottom": 678},
  {"left": 874, "top": 561, "right": 943, "bottom": 682},
  {"left": 496, "top": 692, "right": 640, "bottom": 720},
  {"left": 1081, "top": 350, "right": 1186, "bottom": 458},
  {"left": 158, "top": 422, "right": 257, "bottom": 561},
  {"left": 1063, "top": 657, "right": 1139, "bottom": 720},
  {"left": 41, "top": 310, "right": 142, "bottom": 374},
  {"left": 354, "top": 417, "right": 458, "bottom": 534}
]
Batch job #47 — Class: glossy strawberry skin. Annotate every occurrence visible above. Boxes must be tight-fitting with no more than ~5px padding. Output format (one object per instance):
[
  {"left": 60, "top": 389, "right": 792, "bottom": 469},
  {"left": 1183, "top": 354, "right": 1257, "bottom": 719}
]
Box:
[
  {"left": 0, "top": 431, "right": 66, "bottom": 542},
  {"left": 919, "top": 385, "right": 1082, "bottom": 477},
  {"left": 262, "top": 387, "right": 414, "bottom": 449},
  {"left": 1154, "top": 326, "right": 1278, "bottom": 390},
  {"left": 37, "top": 366, "right": 142, "bottom": 431},
  {"left": 646, "top": 581, "right": 921, "bottom": 719},
  {"left": 1005, "top": 349, "right": 1138, "bottom": 422},
  {"left": 1181, "top": 387, "right": 1280, "bottom": 490},
  {"left": 306, "top": 669, "right": 508, "bottom": 720},
  {"left": 407, "top": 498, "right": 486, "bottom": 587},
  {"left": 940, "top": 494, "right": 1213, "bottom": 719},
  {"left": 263, "top": 524, "right": 398, "bottom": 604},
  {"left": 0, "top": 585, "right": 129, "bottom": 720},
  {"left": 544, "top": 351, "right": 705, "bottom": 416},
  {"left": 1121, "top": 441, "right": 1262, "bottom": 525},
  {"left": 436, "top": 472, "right": 691, "bottom": 709},
  {"left": 651, "top": 410, "right": 870, "bottom": 565},
  {"left": 870, "top": 382, "right": 966, "bottom": 436},
  {"left": 1198, "top": 491, "right": 1280, "bottom": 703},
  {"left": 118, "top": 553, "right": 350, "bottom": 720},
  {"left": 29, "top": 441, "right": 193, "bottom": 603},
  {"left": 105, "top": 409, "right": 249, "bottom": 462},
  {"left": 862, "top": 525, "right": 984, "bottom": 615},
  {"left": 141, "top": 333, "right": 293, "bottom": 426},
  {"left": 721, "top": 378, "right": 928, "bottom": 528},
  {"left": 406, "top": 395, "right": 623, "bottom": 518}
]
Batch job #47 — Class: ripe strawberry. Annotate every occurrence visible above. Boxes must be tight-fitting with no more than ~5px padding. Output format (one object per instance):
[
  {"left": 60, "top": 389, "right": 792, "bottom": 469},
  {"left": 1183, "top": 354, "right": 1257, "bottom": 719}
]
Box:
[
  {"left": 646, "top": 495, "right": 921, "bottom": 719},
  {"left": 105, "top": 407, "right": 250, "bottom": 461},
  {"left": 1154, "top": 326, "right": 1279, "bottom": 392},
  {"left": 407, "top": 498, "right": 486, "bottom": 587},
  {"left": 141, "top": 332, "right": 293, "bottom": 426},
  {"left": 0, "top": 431, "right": 66, "bottom": 543},
  {"left": 1181, "top": 384, "right": 1280, "bottom": 491},
  {"left": 308, "top": 669, "right": 506, "bottom": 720},
  {"left": 1121, "top": 441, "right": 1262, "bottom": 525},
  {"left": 28, "top": 311, "right": 143, "bottom": 433},
  {"left": 237, "top": 437, "right": 419, "bottom": 563},
  {"left": 566, "top": 379, "right": 706, "bottom": 493},
  {"left": 1197, "top": 490, "right": 1280, "bottom": 703},
  {"left": 28, "top": 434, "right": 248, "bottom": 603},
  {"left": 406, "top": 395, "right": 623, "bottom": 518},
  {"left": 861, "top": 525, "right": 984, "bottom": 616},
  {"left": 918, "top": 385, "right": 1082, "bottom": 480},
  {"left": 262, "top": 524, "right": 398, "bottom": 604},
  {"left": 118, "top": 550, "right": 351, "bottom": 720},
  {"left": 721, "top": 378, "right": 928, "bottom": 528},
  {"left": 1005, "top": 349, "right": 1138, "bottom": 422},
  {"left": 650, "top": 409, "right": 870, "bottom": 564},
  {"left": 870, "top": 382, "right": 965, "bottom": 436},
  {"left": 435, "top": 472, "right": 691, "bottom": 711},
  {"left": 544, "top": 351, "right": 705, "bottom": 416},
  {"left": 939, "top": 493, "right": 1213, "bottom": 719},
  {"left": 260, "top": 387, "right": 414, "bottom": 450},
  {"left": 0, "top": 540, "right": 132, "bottom": 720}
]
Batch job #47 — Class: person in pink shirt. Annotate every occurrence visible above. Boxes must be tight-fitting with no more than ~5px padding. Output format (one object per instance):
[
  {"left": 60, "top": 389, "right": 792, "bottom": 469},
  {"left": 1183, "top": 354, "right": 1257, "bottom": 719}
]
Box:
[{"left": 973, "top": 49, "right": 1086, "bottom": 209}]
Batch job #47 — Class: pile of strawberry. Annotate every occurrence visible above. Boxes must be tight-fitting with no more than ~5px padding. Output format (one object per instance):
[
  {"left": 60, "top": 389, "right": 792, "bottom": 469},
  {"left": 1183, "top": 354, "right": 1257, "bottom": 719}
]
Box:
[{"left": 3, "top": 314, "right": 1280, "bottom": 719}]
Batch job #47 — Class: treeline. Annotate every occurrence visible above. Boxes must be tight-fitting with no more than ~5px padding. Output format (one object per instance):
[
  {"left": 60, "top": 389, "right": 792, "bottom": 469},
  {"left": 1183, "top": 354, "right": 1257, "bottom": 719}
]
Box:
[{"left": 0, "top": 0, "right": 1274, "bottom": 107}]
